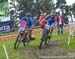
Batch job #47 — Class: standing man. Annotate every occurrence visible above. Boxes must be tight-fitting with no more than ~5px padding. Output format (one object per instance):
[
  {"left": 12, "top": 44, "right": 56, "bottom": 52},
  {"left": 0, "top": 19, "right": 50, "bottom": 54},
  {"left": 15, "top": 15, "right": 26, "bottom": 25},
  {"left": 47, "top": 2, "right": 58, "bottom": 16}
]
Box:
[{"left": 56, "top": 12, "right": 64, "bottom": 35}]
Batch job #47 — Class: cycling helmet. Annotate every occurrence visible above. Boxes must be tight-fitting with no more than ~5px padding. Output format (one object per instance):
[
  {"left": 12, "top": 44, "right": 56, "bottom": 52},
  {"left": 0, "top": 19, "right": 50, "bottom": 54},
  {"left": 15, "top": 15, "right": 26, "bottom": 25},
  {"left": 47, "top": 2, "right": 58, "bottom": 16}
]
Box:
[{"left": 26, "top": 13, "right": 32, "bottom": 17}]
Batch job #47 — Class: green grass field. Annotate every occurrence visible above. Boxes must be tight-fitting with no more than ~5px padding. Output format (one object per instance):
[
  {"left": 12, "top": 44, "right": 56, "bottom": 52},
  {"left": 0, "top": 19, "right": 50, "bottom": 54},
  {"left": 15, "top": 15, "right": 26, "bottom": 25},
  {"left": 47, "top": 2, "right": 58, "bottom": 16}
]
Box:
[{"left": 0, "top": 30, "right": 75, "bottom": 59}]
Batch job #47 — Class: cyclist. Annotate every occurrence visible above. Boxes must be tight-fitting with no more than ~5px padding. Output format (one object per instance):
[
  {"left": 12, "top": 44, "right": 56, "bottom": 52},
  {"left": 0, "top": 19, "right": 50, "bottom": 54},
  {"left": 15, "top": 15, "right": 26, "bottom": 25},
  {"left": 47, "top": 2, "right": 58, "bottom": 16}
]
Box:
[
  {"left": 39, "top": 14, "right": 56, "bottom": 49},
  {"left": 20, "top": 13, "right": 35, "bottom": 40},
  {"left": 39, "top": 13, "right": 47, "bottom": 28}
]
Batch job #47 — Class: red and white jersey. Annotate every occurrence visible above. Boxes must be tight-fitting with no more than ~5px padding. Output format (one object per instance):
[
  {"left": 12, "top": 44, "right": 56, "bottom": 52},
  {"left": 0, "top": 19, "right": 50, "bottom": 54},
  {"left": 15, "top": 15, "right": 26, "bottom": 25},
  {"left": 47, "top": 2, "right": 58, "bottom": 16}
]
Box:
[
  {"left": 20, "top": 20, "right": 26, "bottom": 31},
  {"left": 56, "top": 15, "right": 64, "bottom": 25},
  {"left": 39, "top": 16, "right": 47, "bottom": 26}
]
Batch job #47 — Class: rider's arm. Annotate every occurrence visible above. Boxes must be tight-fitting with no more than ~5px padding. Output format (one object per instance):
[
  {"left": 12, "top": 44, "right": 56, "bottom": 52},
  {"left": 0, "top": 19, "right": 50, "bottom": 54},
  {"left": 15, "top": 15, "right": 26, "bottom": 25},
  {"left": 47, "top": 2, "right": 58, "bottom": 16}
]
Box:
[
  {"left": 20, "top": 17, "right": 26, "bottom": 22},
  {"left": 30, "top": 18, "right": 35, "bottom": 30}
]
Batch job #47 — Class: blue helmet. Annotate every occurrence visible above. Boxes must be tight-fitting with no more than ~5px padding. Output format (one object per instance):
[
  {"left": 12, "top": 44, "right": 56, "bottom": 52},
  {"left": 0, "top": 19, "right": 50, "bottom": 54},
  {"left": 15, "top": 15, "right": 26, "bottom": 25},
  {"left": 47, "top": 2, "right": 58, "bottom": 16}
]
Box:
[{"left": 26, "top": 13, "right": 32, "bottom": 17}]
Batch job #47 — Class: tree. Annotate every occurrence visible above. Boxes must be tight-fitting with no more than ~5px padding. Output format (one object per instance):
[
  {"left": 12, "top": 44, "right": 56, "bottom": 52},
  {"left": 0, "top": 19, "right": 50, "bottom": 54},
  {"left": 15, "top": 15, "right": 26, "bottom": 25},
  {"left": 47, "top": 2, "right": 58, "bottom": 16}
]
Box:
[
  {"left": 71, "top": 3, "right": 75, "bottom": 17},
  {"left": 0, "top": 0, "right": 7, "bottom": 2},
  {"left": 56, "top": 0, "right": 70, "bottom": 24},
  {"left": 56, "top": 0, "right": 67, "bottom": 17},
  {"left": 16, "top": 0, "right": 33, "bottom": 18},
  {"left": 16, "top": 0, "right": 55, "bottom": 18},
  {"left": 65, "top": 5, "right": 70, "bottom": 15},
  {"left": 0, "top": 1, "right": 8, "bottom": 16},
  {"left": 56, "top": 0, "right": 66, "bottom": 8}
]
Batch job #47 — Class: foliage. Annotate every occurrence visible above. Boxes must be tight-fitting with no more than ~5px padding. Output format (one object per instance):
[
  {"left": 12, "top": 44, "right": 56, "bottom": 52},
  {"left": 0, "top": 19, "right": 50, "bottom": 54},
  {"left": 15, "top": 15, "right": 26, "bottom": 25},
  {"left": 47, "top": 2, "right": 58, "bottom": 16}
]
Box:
[
  {"left": 71, "top": 3, "right": 75, "bottom": 17},
  {"left": 0, "top": 0, "right": 7, "bottom": 2},
  {"left": 16, "top": 0, "right": 55, "bottom": 18},
  {"left": 56, "top": 0, "right": 66, "bottom": 8},
  {"left": 0, "top": 1, "right": 9, "bottom": 16}
]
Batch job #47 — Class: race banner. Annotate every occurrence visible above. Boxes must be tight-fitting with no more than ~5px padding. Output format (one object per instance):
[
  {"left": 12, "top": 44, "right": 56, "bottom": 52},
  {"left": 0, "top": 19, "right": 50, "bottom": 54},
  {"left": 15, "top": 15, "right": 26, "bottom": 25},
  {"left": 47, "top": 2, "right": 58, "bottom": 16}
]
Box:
[{"left": 0, "top": 21, "right": 14, "bottom": 34}]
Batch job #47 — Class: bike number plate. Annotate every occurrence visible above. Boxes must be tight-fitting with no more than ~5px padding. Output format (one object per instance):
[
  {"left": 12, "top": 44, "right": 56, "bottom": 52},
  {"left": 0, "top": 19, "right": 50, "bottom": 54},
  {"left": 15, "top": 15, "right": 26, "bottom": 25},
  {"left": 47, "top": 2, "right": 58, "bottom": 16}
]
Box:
[
  {"left": 20, "top": 27, "right": 25, "bottom": 31},
  {"left": 45, "top": 24, "right": 50, "bottom": 30}
]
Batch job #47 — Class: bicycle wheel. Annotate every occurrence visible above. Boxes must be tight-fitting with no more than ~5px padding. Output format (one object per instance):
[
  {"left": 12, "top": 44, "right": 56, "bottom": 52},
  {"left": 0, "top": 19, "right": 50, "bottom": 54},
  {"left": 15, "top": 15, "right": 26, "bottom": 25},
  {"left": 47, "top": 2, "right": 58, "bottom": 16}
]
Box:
[
  {"left": 22, "top": 31, "right": 30, "bottom": 46},
  {"left": 14, "top": 34, "right": 23, "bottom": 49}
]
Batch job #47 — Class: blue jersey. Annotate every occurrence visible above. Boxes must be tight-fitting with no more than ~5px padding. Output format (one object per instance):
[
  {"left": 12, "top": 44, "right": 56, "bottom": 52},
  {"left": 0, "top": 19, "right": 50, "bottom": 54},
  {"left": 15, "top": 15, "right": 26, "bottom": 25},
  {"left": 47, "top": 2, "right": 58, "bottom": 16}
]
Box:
[
  {"left": 20, "top": 17, "right": 34, "bottom": 28},
  {"left": 44, "top": 16, "right": 56, "bottom": 30},
  {"left": 47, "top": 16, "right": 56, "bottom": 26}
]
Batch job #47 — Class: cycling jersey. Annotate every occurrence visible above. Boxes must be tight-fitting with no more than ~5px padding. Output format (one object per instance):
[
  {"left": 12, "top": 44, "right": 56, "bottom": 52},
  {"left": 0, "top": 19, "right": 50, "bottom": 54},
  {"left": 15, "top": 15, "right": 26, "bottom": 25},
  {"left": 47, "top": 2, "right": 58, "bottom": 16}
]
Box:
[
  {"left": 20, "top": 17, "right": 34, "bottom": 28},
  {"left": 39, "top": 16, "right": 47, "bottom": 27},
  {"left": 20, "top": 20, "right": 26, "bottom": 31},
  {"left": 45, "top": 16, "right": 56, "bottom": 30}
]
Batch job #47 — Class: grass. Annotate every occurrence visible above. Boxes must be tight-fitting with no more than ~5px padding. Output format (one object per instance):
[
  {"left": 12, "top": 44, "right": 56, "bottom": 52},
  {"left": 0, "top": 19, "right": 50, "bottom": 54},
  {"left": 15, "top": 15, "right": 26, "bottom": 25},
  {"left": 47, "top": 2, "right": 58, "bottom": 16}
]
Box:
[
  {"left": 0, "top": 30, "right": 75, "bottom": 59},
  {"left": 60, "top": 37, "right": 75, "bottom": 52}
]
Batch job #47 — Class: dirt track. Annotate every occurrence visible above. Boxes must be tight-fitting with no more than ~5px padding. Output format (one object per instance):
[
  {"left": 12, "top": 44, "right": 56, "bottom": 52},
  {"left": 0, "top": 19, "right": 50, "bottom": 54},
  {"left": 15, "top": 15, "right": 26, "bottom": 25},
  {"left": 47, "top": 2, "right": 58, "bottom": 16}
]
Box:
[
  {"left": 14, "top": 40, "right": 75, "bottom": 59},
  {"left": 0, "top": 28, "right": 42, "bottom": 41},
  {"left": 0, "top": 28, "right": 75, "bottom": 59},
  {"left": 0, "top": 25, "right": 75, "bottom": 41}
]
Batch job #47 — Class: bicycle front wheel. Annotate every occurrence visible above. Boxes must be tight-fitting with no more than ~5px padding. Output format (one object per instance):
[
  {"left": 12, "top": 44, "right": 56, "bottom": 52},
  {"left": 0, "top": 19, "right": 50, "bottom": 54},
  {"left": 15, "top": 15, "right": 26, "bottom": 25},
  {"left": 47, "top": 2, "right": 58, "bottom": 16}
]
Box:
[{"left": 14, "top": 34, "right": 23, "bottom": 49}]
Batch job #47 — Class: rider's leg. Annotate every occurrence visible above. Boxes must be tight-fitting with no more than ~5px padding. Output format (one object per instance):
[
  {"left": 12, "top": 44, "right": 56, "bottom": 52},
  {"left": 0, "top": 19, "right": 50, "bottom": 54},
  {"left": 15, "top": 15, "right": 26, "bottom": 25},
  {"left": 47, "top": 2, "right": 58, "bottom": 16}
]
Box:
[
  {"left": 49, "top": 27, "right": 53, "bottom": 37},
  {"left": 28, "top": 30, "right": 35, "bottom": 40},
  {"left": 39, "top": 28, "right": 46, "bottom": 49},
  {"left": 45, "top": 39, "right": 48, "bottom": 46},
  {"left": 47, "top": 27, "right": 53, "bottom": 44},
  {"left": 26, "top": 34, "right": 30, "bottom": 45},
  {"left": 29, "top": 30, "right": 32, "bottom": 39},
  {"left": 48, "top": 33, "right": 52, "bottom": 44},
  {"left": 57, "top": 24, "right": 61, "bottom": 35},
  {"left": 39, "top": 40, "right": 44, "bottom": 49},
  {"left": 61, "top": 24, "right": 63, "bottom": 34}
]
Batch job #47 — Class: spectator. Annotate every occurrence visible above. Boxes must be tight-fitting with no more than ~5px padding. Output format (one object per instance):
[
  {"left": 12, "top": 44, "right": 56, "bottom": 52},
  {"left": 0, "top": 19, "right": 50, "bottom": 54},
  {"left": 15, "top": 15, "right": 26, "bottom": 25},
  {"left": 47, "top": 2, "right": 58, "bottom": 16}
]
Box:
[{"left": 56, "top": 12, "right": 64, "bottom": 35}]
